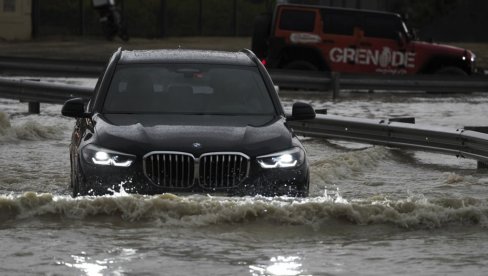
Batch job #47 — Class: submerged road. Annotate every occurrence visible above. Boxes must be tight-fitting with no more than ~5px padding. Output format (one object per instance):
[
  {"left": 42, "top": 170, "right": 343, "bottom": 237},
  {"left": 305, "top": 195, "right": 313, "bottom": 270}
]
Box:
[{"left": 1, "top": 76, "right": 488, "bottom": 275}]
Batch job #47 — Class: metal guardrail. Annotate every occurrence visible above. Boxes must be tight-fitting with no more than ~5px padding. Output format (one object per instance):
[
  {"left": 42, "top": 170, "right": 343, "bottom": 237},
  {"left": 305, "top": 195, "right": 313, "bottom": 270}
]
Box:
[
  {"left": 0, "top": 56, "right": 104, "bottom": 77},
  {"left": 1, "top": 75, "right": 487, "bottom": 167},
  {"left": 271, "top": 70, "right": 488, "bottom": 97},
  {"left": 289, "top": 114, "right": 488, "bottom": 165},
  {"left": 0, "top": 77, "right": 93, "bottom": 112},
  {"left": 1, "top": 56, "right": 488, "bottom": 96}
]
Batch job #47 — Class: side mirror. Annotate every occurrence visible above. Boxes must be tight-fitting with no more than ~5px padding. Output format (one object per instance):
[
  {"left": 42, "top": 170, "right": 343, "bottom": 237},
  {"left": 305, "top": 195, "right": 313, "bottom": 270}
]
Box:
[
  {"left": 62, "top": 98, "right": 90, "bottom": 118},
  {"left": 287, "top": 102, "right": 316, "bottom": 121}
]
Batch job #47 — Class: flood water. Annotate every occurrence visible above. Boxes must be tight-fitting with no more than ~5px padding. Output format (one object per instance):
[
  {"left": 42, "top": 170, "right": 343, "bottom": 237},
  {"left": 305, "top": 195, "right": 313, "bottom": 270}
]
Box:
[{"left": 1, "top": 79, "right": 488, "bottom": 275}]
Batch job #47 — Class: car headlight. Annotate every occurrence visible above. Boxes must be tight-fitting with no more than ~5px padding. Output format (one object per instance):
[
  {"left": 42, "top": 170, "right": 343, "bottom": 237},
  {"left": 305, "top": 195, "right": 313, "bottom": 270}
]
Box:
[
  {"left": 82, "top": 144, "right": 135, "bottom": 167},
  {"left": 257, "top": 147, "right": 305, "bottom": 169}
]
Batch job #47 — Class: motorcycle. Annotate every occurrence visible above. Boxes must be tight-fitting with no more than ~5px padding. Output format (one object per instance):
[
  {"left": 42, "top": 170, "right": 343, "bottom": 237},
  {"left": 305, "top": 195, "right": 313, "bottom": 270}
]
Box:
[{"left": 92, "top": 0, "right": 129, "bottom": 41}]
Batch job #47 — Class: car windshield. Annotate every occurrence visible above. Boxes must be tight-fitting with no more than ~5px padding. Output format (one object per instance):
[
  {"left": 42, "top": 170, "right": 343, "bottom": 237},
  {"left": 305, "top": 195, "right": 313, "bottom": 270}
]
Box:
[{"left": 103, "top": 64, "right": 276, "bottom": 115}]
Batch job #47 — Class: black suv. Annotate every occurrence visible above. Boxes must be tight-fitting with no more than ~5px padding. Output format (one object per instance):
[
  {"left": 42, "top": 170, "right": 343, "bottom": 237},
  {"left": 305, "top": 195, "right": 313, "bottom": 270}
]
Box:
[{"left": 62, "top": 49, "right": 315, "bottom": 197}]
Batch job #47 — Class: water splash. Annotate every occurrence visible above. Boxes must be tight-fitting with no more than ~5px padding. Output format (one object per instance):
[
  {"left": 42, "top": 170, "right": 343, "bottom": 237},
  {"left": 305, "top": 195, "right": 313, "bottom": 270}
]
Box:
[
  {"left": 106, "top": 181, "right": 131, "bottom": 197},
  {"left": 1, "top": 191, "right": 487, "bottom": 229},
  {"left": 310, "top": 147, "right": 391, "bottom": 195},
  {"left": 0, "top": 112, "right": 65, "bottom": 142}
]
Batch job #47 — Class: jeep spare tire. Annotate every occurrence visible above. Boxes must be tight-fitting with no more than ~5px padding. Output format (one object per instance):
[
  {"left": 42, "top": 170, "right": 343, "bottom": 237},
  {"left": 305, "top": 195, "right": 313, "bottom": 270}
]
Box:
[{"left": 251, "top": 13, "right": 272, "bottom": 60}]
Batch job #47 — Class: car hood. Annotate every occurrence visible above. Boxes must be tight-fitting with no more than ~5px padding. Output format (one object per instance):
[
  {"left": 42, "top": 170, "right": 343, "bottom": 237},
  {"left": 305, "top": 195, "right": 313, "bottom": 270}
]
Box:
[
  {"left": 412, "top": 41, "right": 470, "bottom": 57},
  {"left": 92, "top": 114, "right": 294, "bottom": 157}
]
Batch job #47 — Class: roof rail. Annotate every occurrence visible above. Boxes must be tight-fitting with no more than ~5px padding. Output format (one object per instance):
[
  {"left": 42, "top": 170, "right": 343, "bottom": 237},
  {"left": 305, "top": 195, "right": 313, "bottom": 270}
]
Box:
[
  {"left": 240, "top": 48, "right": 260, "bottom": 66},
  {"left": 109, "top": 47, "right": 123, "bottom": 64}
]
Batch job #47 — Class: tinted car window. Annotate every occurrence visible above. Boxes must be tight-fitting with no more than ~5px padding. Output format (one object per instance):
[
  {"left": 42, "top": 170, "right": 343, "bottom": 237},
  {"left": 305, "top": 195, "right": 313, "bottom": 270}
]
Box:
[
  {"left": 322, "top": 10, "right": 356, "bottom": 35},
  {"left": 103, "top": 64, "right": 276, "bottom": 115},
  {"left": 363, "top": 15, "right": 403, "bottom": 39},
  {"left": 279, "top": 9, "right": 315, "bottom": 32}
]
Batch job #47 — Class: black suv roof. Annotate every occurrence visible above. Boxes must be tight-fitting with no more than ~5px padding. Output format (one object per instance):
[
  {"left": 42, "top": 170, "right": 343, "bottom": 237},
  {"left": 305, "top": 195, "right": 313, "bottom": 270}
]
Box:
[{"left": 118, "top": 49, "right": 256, "bottom": 66}]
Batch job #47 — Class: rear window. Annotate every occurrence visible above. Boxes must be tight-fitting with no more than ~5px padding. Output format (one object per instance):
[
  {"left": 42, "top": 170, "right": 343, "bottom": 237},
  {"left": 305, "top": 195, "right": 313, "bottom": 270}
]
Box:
[
  {"left": 279, "top": 9, "right": 316, "bottom": 32},
  {"left": 363, "top": 15, "right": 403, "bottom": 39},
  {"left": 322, "top": 10, "right": 356, "bottom": 35},
  {"left": 103, "top": 64, "right": 276, "bottom": 115}
]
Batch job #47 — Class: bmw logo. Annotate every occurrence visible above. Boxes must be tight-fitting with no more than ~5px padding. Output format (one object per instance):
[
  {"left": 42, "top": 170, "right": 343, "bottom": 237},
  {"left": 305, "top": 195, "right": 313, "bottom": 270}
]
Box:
[{"left": 192, "top": 143, "right": 202, "bottom": 149}]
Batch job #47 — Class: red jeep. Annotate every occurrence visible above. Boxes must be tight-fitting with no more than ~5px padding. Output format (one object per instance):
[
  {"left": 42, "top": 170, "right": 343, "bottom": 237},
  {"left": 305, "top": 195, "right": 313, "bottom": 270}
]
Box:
[{"left": 252, "top": 4, "right": 476, "bottom": 75}]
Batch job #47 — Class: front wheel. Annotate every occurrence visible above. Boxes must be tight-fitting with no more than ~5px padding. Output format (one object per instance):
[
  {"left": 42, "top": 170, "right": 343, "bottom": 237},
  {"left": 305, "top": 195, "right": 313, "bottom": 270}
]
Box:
[
  {"left": 71, "top": 160, "right": 88, "bottom": 197},
  {"left": 428, "top": 66, "right": 468, "bottom": 93},
  {"left": 435, "top": 66, "right": 468, "bottom": 76}
]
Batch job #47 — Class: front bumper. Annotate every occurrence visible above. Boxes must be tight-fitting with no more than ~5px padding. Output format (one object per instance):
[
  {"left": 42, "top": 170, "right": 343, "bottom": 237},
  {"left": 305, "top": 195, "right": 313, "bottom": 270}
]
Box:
[{"left": 79, "top": 160, "right": 309, "bottom": 197}]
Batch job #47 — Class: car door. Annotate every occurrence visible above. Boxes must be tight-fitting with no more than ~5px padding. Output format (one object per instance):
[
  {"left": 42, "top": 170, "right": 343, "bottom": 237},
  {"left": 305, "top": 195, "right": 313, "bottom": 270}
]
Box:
[
  {"left": 356, "top": 14, "right": 417, "bottom": 74},
  {"left": 319, "top": 9, "right": 367, "bottom": 74}
]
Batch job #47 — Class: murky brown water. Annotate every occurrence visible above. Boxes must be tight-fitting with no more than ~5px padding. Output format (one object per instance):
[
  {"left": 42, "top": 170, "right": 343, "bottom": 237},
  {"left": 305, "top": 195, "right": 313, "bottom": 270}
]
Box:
[{"left": 1, "top": 80, "right": 488, "bottom": 275}]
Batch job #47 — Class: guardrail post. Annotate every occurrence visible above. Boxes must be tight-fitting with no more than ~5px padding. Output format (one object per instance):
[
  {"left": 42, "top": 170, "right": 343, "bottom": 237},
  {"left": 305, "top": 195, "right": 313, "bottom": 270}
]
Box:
[
  {"left": 28, "top": 102, "right": 40, "bottom": 114},
  {"left": 331, "top": 72, "right": 340, "bottom": 100},
  {"left": 465, "top": 126, "right": 488, "bottom": 169}
]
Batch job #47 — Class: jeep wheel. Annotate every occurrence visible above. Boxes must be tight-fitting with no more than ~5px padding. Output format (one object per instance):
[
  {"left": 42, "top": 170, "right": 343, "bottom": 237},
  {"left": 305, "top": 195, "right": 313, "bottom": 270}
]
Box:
[
  {"left": 435, "top": 66, "right": 468, "bottom": 76},
  {"left": 284, "top": 60, "right": 318, "bottom": 71}
]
